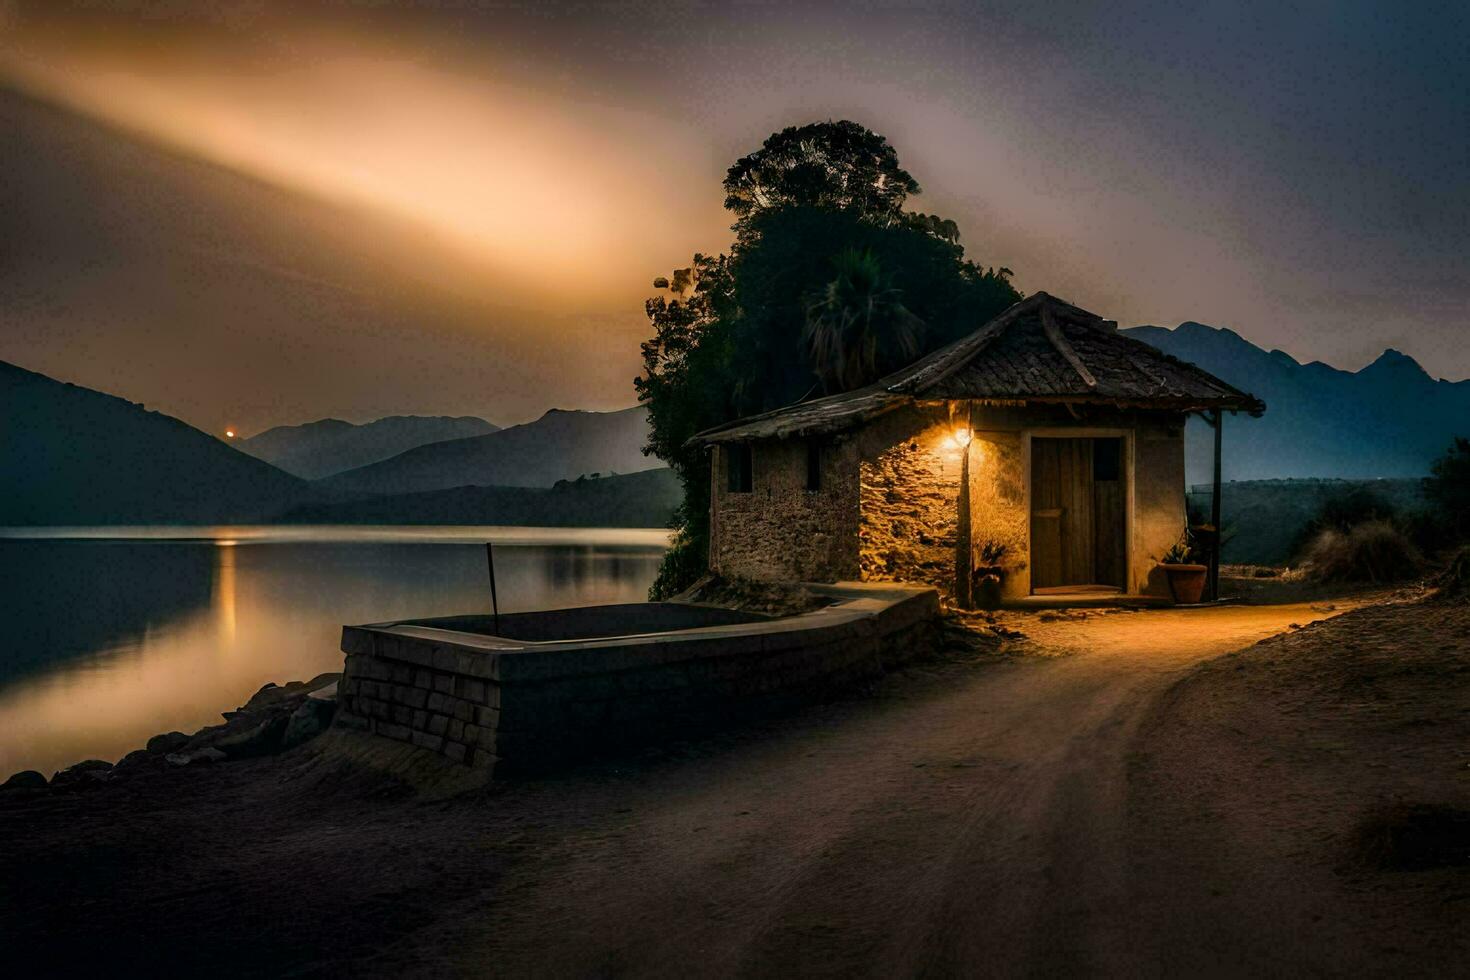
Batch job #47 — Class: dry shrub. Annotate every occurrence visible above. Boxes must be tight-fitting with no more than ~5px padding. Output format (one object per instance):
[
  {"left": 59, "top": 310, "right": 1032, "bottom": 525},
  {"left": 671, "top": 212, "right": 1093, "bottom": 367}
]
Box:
[
  {"left": 1301, "top": 520, "right": 1422, "bottom": 584},
  {"left": 1432, "top": 546, "right": 1470, "bottom": 603}
]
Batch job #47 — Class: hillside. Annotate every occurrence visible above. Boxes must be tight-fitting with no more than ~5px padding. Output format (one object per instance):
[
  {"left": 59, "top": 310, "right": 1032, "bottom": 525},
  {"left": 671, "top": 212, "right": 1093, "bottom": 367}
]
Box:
[
  {"left": 0, "top": 360, "right": 305, "bottom": 524},
  {"left": 319, "top": 406, "right": 660, "bottom": 495},
  {"left": 239, "top": 416, "right": 499, "bottom": 480},
  {"left": 1186, "top": 478, "right": 1427, "bottom": 565},
  {"left": 280, "top": 468, "right": 680, "bottom": 527},
  {"left": 1124, "top": 322, "right": 1470, "bottom": 481}
]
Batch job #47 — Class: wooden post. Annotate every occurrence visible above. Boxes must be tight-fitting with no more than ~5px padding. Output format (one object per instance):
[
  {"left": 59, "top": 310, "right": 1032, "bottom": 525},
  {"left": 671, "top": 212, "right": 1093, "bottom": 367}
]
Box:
[
  {"left": 486, "top": 542, "right": 501, "bottom": 635},
  {"left": 1209, "top": 408, "right": 1223, "bottom": 602}
]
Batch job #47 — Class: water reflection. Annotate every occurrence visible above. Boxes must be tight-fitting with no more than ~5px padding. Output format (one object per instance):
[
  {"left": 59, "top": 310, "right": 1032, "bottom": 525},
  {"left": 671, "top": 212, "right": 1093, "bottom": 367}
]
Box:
[{"left": 0, "top": 526, "right": 667, "bottom": 776}]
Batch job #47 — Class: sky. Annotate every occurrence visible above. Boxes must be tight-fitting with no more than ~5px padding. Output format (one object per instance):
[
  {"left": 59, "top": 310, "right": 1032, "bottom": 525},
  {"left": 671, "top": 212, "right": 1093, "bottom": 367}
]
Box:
[{"left": 1, "top": 0, "right": 1466, "bottom": 436}]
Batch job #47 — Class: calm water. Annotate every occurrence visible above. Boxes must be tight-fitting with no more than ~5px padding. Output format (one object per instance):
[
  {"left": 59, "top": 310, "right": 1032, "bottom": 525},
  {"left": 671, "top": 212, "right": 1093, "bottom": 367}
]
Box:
[{"left": 0, "top": 526, "right": 669, "bottom": 777}]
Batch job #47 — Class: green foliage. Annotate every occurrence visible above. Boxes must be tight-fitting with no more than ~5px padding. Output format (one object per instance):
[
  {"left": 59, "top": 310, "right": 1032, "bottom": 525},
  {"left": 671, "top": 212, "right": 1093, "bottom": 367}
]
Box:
[
  {"left": 1160, "top": 530, "right": 1195, "bottom": 565},
  {"left": 803, "top": 248, "right": 924, "bottom": 394},
  {"left": 1425, "top": 436, "right": 1470, "bottom": 542},
  {"left": 634, "top": 120, "right": 1020, "bottom": 598},
  {"left": 722, "top": 120, "right": 919, "bottom": 234}
]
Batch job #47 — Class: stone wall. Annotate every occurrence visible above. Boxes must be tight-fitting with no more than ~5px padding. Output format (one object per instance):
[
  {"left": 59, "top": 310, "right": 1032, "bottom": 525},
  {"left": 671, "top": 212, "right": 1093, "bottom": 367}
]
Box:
[
  {"left": 707, "top": 402, "right": 1189, "bottom": 601},
  {"left": 336, "top": 586, "right": 939, "bottom": 773},
  {"left": 711, "top": 437, "right": 861, "bottom": 582},
  {"left": 856, "top": 407, "right": 965, "bottom": 596},
  {"left": 336, "top": 652, "right": 500, "bottom": 768},
  {"left": 969, "top": 429, "right": 1030, "bottom": 598}
]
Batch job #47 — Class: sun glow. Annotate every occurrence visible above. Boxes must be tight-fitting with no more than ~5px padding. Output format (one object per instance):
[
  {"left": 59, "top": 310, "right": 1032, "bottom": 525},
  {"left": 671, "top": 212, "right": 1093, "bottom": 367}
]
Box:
[
  {"left": 0, "top": 18, "right": 720, "bottom": 306},
  {"left": 224, "top": 429, "right": 235, "bottom": 439}
]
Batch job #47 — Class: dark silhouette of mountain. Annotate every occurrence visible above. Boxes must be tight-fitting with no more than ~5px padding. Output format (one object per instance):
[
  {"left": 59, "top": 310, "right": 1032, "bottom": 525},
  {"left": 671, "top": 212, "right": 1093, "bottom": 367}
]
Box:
[
  {"left": 239, "top": 416, "right": 499, "bottom": 480},
  {"left": 319, "top": 406, "right": 661, "bottom": 495},
  {"left": 0, "top": 359, "right": 305, "bottom": 524},
  {"left": 281, "top": 468, "right": 679, "bottom": 527},
  {"left": 1123, "top": 322, "right": 1470, "bottom": 481}
]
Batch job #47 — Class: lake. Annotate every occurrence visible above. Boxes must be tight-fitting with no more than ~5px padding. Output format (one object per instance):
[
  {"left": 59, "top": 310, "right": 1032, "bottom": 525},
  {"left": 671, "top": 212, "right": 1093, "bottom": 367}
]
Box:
[{"left": 0, "top": 526, "right": 669, "bottom": 778}]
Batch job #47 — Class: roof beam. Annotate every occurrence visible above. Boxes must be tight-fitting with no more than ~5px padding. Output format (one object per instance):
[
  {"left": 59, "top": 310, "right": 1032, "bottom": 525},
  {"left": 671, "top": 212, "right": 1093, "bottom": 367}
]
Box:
[{"left": 1041, "top": 304, "right": 1098, "bottom": 389}]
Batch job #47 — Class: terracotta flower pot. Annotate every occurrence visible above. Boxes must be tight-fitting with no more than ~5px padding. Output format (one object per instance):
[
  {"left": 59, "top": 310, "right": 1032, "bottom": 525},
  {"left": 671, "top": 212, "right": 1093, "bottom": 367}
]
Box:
[
  {"left": 1160, "top": 563, "right": 1208, "bottom": 604},
  {"left": 974, "top": 570, "right": 1004, "bottom": 610}
]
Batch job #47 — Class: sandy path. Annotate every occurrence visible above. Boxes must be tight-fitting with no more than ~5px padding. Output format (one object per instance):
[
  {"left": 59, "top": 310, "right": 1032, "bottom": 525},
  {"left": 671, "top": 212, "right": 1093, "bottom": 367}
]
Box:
[
  {"left": 12, "top": 594, "right": 1458, "bottom": 978},
  {"left": 410, "top": 599, "right": 1371, "bottom": 977}
]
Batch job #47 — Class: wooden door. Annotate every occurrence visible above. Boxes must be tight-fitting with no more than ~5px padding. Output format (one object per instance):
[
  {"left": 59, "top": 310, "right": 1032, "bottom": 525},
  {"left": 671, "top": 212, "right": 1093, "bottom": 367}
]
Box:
[
  {"left": 1031, "top": 436, "right": 1128, "bottom": 591},
  {"left": 1092, "top": 438, "right": 1125, "bottom": 588}
]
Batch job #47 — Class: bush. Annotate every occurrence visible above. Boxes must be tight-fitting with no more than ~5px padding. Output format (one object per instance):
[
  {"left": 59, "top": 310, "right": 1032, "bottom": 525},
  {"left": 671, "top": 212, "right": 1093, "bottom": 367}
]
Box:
[
  {"left": 1301, "top": 520, "right": 1422, "bottom": 584},
  {"left": 1433, "top": 546, "right": 1470, "bottom": 603},
  {"left": 647, "top": 529, "right": 708, "bottom": 600},
  {"left": 1425, "top": 436, "right": 1470, "bottom": 543},
  {"left": 1290, "top": 486, "right": 1399, "bottom": 556}
]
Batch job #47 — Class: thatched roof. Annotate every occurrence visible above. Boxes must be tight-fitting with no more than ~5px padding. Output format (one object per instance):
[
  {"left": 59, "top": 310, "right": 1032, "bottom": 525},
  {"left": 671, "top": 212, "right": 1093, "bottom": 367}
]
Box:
[{"left": 692, "top": 292, "right": 1265, "bottom": 445}]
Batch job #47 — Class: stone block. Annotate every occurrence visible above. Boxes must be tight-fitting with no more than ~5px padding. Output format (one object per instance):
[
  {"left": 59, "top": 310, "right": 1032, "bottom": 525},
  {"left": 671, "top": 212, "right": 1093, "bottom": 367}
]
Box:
[
  {"left": 376, "top": 721, "right": 412, "bottom": 742},
  {"left": 455, "top": 677, "right": 487, "bottom": 702},
  {"left": 433, "top": 674, "right": 454, "bottom": 694},
  {"left": 443, "top": 740, "right": 467, "bottom": 763},
  {"left": 392, "top": 704, "right": 412, "bottom": 726},
  {"left": 428, "top": 714, "right": 449, "bottom": 736},
  {"left": 414, "top": 669, "right": 433, "bottom": 689},
  {"left": 448, "top": 718, "right": 465, "bottom": 742},
  {"left": 410, "top": 730, "right": 444, "bottom": 752},
  {"left": 426, "top": 692, "right": 448, "bottom": 714},
  {"left": 412, "top": 709, "right": 428, "bottom": 729}
]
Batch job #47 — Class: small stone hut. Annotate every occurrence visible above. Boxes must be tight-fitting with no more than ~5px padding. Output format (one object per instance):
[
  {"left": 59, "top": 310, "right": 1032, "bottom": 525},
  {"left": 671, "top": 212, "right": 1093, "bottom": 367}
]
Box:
[{"left": 690, "top": 293, "right": 1265, "bottom": 603}]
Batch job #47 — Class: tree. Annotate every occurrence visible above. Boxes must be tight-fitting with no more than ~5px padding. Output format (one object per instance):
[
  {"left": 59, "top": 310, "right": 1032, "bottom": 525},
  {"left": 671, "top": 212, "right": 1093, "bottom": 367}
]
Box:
[
  {"left": 635, "top": 121, "right": 1021, "bottom": 597},
  {"left": 804, "top": 248, "right": 924, "bottom": 394},
  {"left": 723, "top": 121, "right": 919, "bottom": 234},
  {"left": 1425, "top": 436, "right": 1470, "bottom": 542}
]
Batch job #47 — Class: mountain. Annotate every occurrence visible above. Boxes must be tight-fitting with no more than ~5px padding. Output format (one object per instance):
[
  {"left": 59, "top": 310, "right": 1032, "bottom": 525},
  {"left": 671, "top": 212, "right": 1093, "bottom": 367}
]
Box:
[
  {"left": 319, "top": 406, "right": 661, "bottom": 495},
  {"left": 1123, "top": 322, "right": 1470, "bottom": 482},
  {"left": 0, "top": 360, "right": 305, "bottom": 524},
  {"left": 280, "top": 468, "right": 679, "bottom": 527},
  {"left": 239, "top": 416, "right": 499, "bottom": 480}
]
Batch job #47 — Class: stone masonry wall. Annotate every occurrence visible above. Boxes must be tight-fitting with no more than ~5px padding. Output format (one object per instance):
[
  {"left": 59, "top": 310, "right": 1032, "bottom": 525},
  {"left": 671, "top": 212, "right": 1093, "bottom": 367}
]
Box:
[
  {"left": 336, "top": 587, "right": 940, "bottom": 772},
  {"left": 337, "top": 652, "right": 500, "bottom": 769},
  {"left": 857, "top": 407, "right": 965, "bottom": 597},
  {"left": 712, "top": 437, "right": 861, "bottom": 582}
]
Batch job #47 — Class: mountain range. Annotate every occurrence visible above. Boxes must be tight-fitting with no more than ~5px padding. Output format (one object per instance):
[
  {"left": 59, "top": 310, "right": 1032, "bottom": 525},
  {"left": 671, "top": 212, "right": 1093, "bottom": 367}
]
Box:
[
  {"left": 318, "top": 406, "right": 658, "bottom": 496},
  {"left": 3, "top": 315, "right": 1465, "bottom": 527},
  {"left": 238, "top": 416, "right": 499, "bottom": 480},
  {"left": 0, "top": 360, "right": 304, "bottom": 525},
  {"left": 1122, "top": 322, "right": 1470, "bottom": 482},
  {"left": 0, "top": 359, "right": 668, "bottom": 527}
]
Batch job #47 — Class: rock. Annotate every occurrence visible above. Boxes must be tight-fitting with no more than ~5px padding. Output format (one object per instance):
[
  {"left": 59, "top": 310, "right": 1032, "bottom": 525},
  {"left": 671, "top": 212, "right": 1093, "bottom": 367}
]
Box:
[
  {"left": 2, "top": 770, "right": 47, "bottom": 790},
  {"left": 51, "top": 759, "right": 114, "bottom": 789},
  {"left": 282, "top": 696, "right": 337, "bottom": 749},
  {"left": 146, "top": 731, "right": 190, "bottom": 755},
  {"left": 113, "top": 749, "right": 159, "bottom": 773},
  {"left": 215, "top": 714, "right": 289, "bottom": 759},
  {"left": 165, "top": 747, "right": 228, "bottom": 767}
]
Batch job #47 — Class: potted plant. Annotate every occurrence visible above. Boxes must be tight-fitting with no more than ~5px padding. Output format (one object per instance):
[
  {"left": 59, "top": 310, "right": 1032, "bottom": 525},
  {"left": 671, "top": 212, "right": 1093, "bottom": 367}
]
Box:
[
  {"left": 974, "top": 541, "right": 1008, "bottom": 610},
  {"left": 1158, "top": 530, "right": 1208, "bottom": 604}
]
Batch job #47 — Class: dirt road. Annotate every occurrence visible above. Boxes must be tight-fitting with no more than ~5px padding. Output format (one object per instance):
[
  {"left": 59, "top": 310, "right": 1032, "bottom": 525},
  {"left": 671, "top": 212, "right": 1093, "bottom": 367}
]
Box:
[{"left": 5, "top": 595, "right": 1465, "bottom": 977}]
